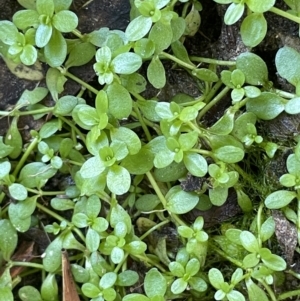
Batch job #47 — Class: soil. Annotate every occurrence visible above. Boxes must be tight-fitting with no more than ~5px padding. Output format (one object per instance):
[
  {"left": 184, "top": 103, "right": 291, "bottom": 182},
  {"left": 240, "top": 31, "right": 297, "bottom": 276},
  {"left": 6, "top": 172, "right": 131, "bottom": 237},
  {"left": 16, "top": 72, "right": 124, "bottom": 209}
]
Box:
[{"left": 1, "top": 0, "right": 300, "bottom": 298}]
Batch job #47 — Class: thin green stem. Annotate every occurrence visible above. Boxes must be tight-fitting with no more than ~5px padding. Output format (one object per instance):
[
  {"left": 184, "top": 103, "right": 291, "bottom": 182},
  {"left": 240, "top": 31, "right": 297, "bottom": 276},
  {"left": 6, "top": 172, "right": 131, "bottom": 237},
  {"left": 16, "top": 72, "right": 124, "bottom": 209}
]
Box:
[
  {"left": 26, "top": 188, "right": 66, "bottom": 196},
  {"left": 257, "top": 279, "right": 277, "bottom": 301},
  {"left": 58, "top": 68, "right": 99, "bottom": 95},
  {"left": 59, "top": 116, "right": 86, "bottom": 145},
  {"left": 36, "top": 202, "right": 86, "bottom": 243},
  {"left": 146, "top": 171, "right": 167, "bottom": 208},
  {"left": 13, "top": 137, "right": 39, "bottom": 178},
  {"left": 72, "top": 29, "right": 85, "bottom": 39},
  {"left": 197, "top": 86, "right": 230, "bottom": 120},
  {"left": 140, "top": 220, "right": 170, "bottom": 240},
  {"left": 11, "top": 261, "right": 45, "bottom": 270},
  {"left": 132, "top": 103, "right": 152, "bottom": 141},
  {"left": 256, "top": 202, "right": 264, "bottom": 246},
  {"left": 278, "top": 289, "right": 300, "bottom": 300},
  {"left": 209, "top": 242, "right": 243, "bottom": 268},
  {"left": 189, "top": 56, "right": 236, "bottom": 66},
  {"left": 160, "top": 52, "right": 195, "bottom": 70},
  {"left": 269, "top": 6, "right": 300, "bottom": 24}
]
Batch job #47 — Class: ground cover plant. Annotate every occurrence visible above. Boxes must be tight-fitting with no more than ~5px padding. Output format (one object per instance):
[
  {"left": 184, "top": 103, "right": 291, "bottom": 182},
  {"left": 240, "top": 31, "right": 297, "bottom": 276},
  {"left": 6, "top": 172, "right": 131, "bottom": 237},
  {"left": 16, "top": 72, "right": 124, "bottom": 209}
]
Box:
[{"left": 1, "top": 0, "right": 300, "bottom": 300}]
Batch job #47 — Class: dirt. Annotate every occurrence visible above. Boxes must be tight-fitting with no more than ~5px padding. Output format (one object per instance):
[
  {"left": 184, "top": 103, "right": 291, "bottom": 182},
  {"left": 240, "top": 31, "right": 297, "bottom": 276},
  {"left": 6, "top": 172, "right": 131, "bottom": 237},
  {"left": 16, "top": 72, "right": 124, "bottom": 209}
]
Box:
[{"left": 1, "top": 0, "right": 300, "bottom": 297}]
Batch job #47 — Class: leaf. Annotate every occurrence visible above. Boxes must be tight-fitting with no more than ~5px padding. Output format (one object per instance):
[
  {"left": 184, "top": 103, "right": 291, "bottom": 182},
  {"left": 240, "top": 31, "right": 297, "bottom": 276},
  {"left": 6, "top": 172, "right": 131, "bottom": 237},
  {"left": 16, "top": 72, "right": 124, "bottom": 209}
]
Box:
[
  {"left": 260, "top": 216, "right": 275, "bottom": 242},
  {"left": 209, "top": 110, "right": 235, "bottom": 135},
  {"left": 183, "top": 153, "right": 207, "bottom": 177},
  {"left": 111, "top": 52, "right": 142, "bottom": 74},
  {"left": 44, "top": 29, "right": 67, "bottom": 67},
  {"left": 224, "top": 3, "right": 245, "bottom": 25},
  {"left": 13, "top": 10, "right": 39, "bottom": 30},
  {"left": 36, "top": 23, "right": 52, "bottom": 48},
  {"left": 40, "top": 273, "right": 58, "bottom": 301},
  {"left": 123, "top": 294, "right": 149, "bottom": 301},
  {"left": 86, "top": 228, "right": 100, "bottom": 252},
  {"left": 149, "top": 20, "right": 173, "bottom": 53},
  {"left": 5, "top": 117, "right": 22, "bottom": 159},
  {"left": 0, "top": 219, "right": 18, "bottom": 261},
  {"left": 165, "top": 185, "right": 198, "bottom": 214},
  {"left": 54, "top": 95, "right": 78, "bottom": 115},
  {"left": 65, "top": 42, "right": 95, "bottom": 68},
  {"left": 246, "top": 92, "right": 285, "bottom": 120},
  {"left": 236, "top": 52, "right": 268, "bottom": 85},
  {"left": 107, "top": 165, "right": 131, "bottom": 195},
  {"left": 260, "top": 249, "right": 287, "bottom": 271},
  {"left": 39, "top": 119, "right": 61, "bottom": 138},
  {"left": 209, "top": 186, "right": 228, "bottom": 206},
  {"left": 240, "top": 231, "right": 260, "bottom": 253},
  {"left": 265, "top": 190, "right": 297, "bottom": 209},
  {"left": 246, "top": 278, "right": 269, "bottom": 301},
  {"left": 285, "top": 97, "right": 300, "bottom": 114},
  {"left": 0, "top": 21, "right": 19, "bottom": 44},
  {"left": 116, "top": 270, "right": 139, "bottom": 287},
  {"left": 110, "top": 127, "right": 141, "bottom": 155},
  {"left": 125, "top": 15, "right": 152, "bottom": 41},
  {"left": 144, "top": 268, "right": 167, "bottom": 297},
  {"left": 20, "top": 44, "right": 38, "bottom": 65},
  {"left": 80, "top": 156, "right": 105, "bottom": 179},
  {"left": 171, "top": 278, "right": 188, "bottom": 294},
  {"left": 214, "top": 145, "right": 244, "bottom": 163},
  {"left": 52, "top": 10, "right": 78, "bottom": 32},
  {"left": 43, "top": 237, "right": 63, "bottom": 272},
  {"left": 208, "top": 268, "right": 224, "bottom": 289},
  {"left": 9, "top": 183, "right": 28, "bottom": 201},
  {"left": 18, "top": 286, "right": 42, "bottom": 301},
  {"left": 107, "top": 83, "right": 132, "bottom": 119},
  {"left": 147, "top": 56, "right": 166, "bottom": 89},
  {"left": 193, "top": 68, "right": 218, "bottom": 82},
  {"left": 241, "top": 13, "right": 267, "bottom": 47},
  {"left": 184, "top": 8, "right": 201, "bottom": 36},
  {"left": 0, "top": 287, "right": 13, "bottom": 301},
  {"left": 0, "top": 161, "right": 11, "bottom": 178},
  {"left": 17, "top": 87, "right": 48, "bottom": 107},
  {"left": 246, "top": 0, "right": 276, "bottom": 13}
]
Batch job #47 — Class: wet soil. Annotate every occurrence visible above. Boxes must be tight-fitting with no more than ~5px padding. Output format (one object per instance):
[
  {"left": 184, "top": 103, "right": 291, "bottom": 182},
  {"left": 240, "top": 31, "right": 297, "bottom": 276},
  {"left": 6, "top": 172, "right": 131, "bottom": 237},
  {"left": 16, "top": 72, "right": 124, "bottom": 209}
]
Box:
[{"left": 1, "top": 0, "right": 300, "bottom": 298}]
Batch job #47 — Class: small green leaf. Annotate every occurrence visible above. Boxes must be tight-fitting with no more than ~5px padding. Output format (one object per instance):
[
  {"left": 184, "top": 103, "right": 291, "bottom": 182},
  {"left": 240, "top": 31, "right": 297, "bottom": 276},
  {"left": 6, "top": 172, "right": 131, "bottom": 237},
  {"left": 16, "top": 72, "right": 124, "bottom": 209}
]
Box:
[
  {"left": 0, "top": 219, "right": 17, "bottom": 261},
  {"left": 214, "top": 145, "right": 244, "bottom": 163},
  {"left": 9, "top": 183, "right": 28, "bottom": 201},
  {"left": 44, "top": 29, "right": 67, "bottom": 67},
  {"left": 107, "top": 165, "right": 131, "bottom": 195},
  {"left": 240, "top": 231, "right": 259, "bottom": 253},
  {"left": 107, "top": 83, "right": 132, "bottom": 119},
  {"left": 224, "top": 3, "right": 245, "bottom": 25},
  {"left": 208, "top": 268, "right": 224, "bottom": 289},
  {"left": 209, "top": 186, "right": 228, "bottom": 206},
  {"left": 246, "top": 0, "right": 275, "bottom": 13},
  {"left": 149, "top": 20, "right": 173, "bottom": 53},
  {"left": 40, "top": 273, "right": 58, "bottom": 301},
  {"left": 86, "top": 228, "right": 100, "bottom": 252},
  {"left": 246, "top": 278, "right": 269, "bottom": 301},
  {"left": 236, "top": 52, "right": 268, "bottom": 85},
  {"left": 260, "top": 217, "right": 275, "bottom": 242},
  {"left": 65, "top": 42, "right": 95, "bottom": 68},
  {"left": 166, "top": 185, "right": 198, "bottom": 214},
  {"left": 18, "top": 286, "right": 42, "bottom": 301},
  {"left": 183, "top": 153, "right": 207, "bottom": 177},
  {"left": 0, "top": 287, "right": 13, "bottom": 301},
  {"left": 36, "top": 23, "right": 52, "bottom": 48},
  {"left": 171, "top": 278, "right": 188, "bottom": 294},
  {"left": 144, "top": 268, "right": 167, "bottom": 297},
  {"left": 125, "top": 15, "right": 152, "bottom": 41},
  {"left": 39, "top": 119, "right": 61, "bottom": 138},
  {"left": 265, "top": 190, "right": 297, "bottom": 209},
  {"left": 246, "top": 92, "right": 285, "bottom": 120},
  {"left": 5, "top": 117, "right": 22, "bottom": 159},
  {"left": 42, "top": 237, "right": 63, "bottom": 272},
  {"left": 123, "top": 294, "right": 149, "bottom": 301},
  {"left": 116, "top": 270, "right": 139, "bottom": 287},
  {"left": 241, "top": 13, "right": 267, "bottom": 47},
  {"left": 285, "top": 97, "right": 300, "bottom": 114},
  {"left": 111, "top": 52, "right": 142, "bottom": 74},
  {"left": 147, "top": 56, "right": 166, "bottom": 89},
  {"left": 52, "top": 10, "right": 78, "bottom": 32}
]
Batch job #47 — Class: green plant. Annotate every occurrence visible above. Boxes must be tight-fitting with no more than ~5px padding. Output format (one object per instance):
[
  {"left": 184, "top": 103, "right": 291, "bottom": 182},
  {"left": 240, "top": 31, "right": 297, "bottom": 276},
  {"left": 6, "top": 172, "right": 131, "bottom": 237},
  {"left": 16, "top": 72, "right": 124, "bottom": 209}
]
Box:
[{"left": 1, "top": 0, "right": 300, "bottom": 300}]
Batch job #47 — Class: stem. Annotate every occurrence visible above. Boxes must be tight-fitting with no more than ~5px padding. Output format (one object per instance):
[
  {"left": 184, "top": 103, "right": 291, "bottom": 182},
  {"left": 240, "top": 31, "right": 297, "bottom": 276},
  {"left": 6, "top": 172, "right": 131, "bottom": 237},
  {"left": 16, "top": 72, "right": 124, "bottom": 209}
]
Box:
[
  {"left": 197, "top": 86, "right": 230, "bottom": 120},
  {"left": 58, "top": 68, "right": 99, "bottom": 95},
  {"left": 11, "top": 261, "right": 45, "bottom": 270},
  {"left": 132, "top": 103, "right": 152, "bottom": 141},
  {"left": 140, "top": 220, "right": 170, "bottom": 240},
  {"left": 189, "top": 56, "right": 236, "bottom": 66},
  {"left": 269, "top": 6, "right": 300, "bottom": 24},
  {"left": 146, "top": 171, "right": 168, "bottom": 208},
  {"left": 278, "top": 289, "right": 300, "bottom": 300},
  {"left": 26, "top": 188, "right": 66, "bottom": 196},
  {"left": 13, "top": 137, "right": 39, "bottom": 178},
  {"left": 160, "top": 52, "right": 196, "bottom": 70},
  {"left": 59, "top": 116, "right": 86, "bottom": 145},
  {"left": 209, "top": 242, "right": 243, "bottom": 268},
  {"left": 257, "top": 279, "right": 277, "bottom": 301},
  {"left": 256, "top": 202, "right": 264, "bottom": 246},
  {"left": 36, "top": 202, "right": 86, "bottom": 243},
  {"left": 72, "top": 29, "right": 85, "bottom": 39}
]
